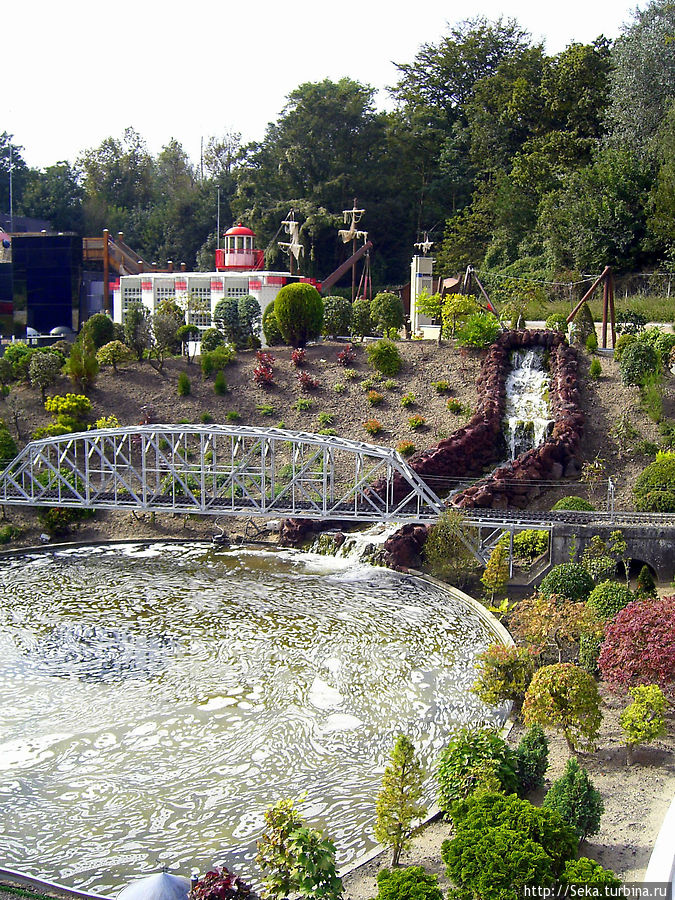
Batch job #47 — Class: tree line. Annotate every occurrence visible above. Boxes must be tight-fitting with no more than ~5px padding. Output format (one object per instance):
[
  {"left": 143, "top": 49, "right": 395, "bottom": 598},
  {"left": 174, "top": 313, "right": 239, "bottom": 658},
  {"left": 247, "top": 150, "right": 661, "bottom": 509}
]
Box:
[{"left": 2, "top": 0, "right": 675, "bottom": 286}]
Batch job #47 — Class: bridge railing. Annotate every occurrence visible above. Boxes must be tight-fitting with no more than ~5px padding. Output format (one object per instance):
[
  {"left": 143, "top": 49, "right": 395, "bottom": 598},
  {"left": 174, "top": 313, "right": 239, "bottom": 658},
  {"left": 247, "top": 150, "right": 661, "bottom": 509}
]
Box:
[{"left": 0, "top": 425, "right": 446, "bottom": 523}]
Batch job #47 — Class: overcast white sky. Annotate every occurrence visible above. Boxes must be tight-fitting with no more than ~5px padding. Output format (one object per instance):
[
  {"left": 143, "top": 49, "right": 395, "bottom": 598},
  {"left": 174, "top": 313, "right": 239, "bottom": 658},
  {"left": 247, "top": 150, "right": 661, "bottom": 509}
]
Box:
[{"left": 5, "top": 0, "right": 641, "bottom": 171}]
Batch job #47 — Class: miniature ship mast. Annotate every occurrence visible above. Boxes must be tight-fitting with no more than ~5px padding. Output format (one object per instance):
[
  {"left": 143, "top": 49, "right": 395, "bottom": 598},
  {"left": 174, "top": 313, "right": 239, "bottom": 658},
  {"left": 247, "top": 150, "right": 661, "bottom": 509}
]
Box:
[
  {"left": 339, "top": 199, "right": 368, "bottom": 301},
  {"left": 277, "top": 210, "right": 304, "bottom": 275}
]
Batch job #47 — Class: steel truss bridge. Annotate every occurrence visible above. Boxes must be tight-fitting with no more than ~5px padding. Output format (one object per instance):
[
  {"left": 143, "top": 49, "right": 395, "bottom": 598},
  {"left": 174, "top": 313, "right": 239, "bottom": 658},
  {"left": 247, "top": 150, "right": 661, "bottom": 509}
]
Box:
[{"left": 0, "top": 425, "right": 446, "bottom": 523}]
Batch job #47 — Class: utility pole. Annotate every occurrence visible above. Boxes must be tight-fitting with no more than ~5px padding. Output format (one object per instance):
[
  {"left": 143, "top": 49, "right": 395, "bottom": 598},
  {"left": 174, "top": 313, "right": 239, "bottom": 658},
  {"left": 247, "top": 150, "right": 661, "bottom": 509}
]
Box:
[{"left": 8, "top": 143, "right": 13, "bottom": 233}]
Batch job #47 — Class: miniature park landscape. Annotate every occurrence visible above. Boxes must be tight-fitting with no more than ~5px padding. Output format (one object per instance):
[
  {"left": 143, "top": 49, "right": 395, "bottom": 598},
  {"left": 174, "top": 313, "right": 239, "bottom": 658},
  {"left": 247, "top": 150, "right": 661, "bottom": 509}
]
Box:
[
  {"left": 0, "top": 285, "right": 675, "bottom": 900},
  {"left": 3, "top": 1, "right": 675, "bottom": 896}
]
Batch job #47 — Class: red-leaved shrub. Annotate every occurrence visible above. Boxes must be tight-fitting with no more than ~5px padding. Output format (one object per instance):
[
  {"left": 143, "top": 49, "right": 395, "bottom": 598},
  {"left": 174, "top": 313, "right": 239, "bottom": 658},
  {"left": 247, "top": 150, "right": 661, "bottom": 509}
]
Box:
[
  {"left": 256, "top": 350, "right": 275, "bottom": 367},
  {"left": 598, "top": 596, "right": 675, "bottom": 695},
  {"left": 297, "top": 370, "right": 320, "bottom": 390},
  {"left": 253, "top": 364, "right": 274, "bottom": 386},
  {"left": 337, "top": 345, "right": 357, "bottom": 366},
  {"left": 291, "top": 348, "right": 306, "bottom": 367}
]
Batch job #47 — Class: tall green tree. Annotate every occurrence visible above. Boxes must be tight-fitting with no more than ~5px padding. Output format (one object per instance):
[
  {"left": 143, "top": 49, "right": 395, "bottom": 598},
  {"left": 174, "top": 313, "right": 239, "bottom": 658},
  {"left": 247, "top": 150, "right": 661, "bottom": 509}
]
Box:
[{"left": 375, "top": 735, "right": 426, "bottom": 866}]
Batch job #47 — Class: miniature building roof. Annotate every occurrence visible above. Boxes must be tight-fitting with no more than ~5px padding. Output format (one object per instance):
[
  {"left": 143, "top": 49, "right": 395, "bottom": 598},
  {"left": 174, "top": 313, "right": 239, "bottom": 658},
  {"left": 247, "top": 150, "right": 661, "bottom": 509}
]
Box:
[
  {"left": 117, "top": 872, "right": 190, "bottom": 900},
  {"left": 224, "top": 224, "right": 255, "bottom": 237}
]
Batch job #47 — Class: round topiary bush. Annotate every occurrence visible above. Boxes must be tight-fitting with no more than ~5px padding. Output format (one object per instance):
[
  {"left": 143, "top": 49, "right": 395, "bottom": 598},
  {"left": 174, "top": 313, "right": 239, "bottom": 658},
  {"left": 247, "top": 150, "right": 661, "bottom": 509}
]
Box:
[
  {"left": 262, "top": 303, "right": 284, "bottom": 346},
  {"left": 200, "top": 327, "right": 224, "bottom": 352},
  {"left": 370, "top": 292, "right": 404, "bottom": 336},
  {"left": 274, "top": 283, "right": 323, "bottom": 347},
  {"left": 366, "top": 339, "right": 403, "bottom": 376},
  {"left": 614, "top": 333, "right": 637, "bottom": 361},
  {"left": 619, "top": 341, "right": 659, "bottom": 385},
  {"left": 322, "top": 296, "right": 353, "bottom": 338},
  {"left": 635, "top": 489, "right": 675, "bottom": 512},
  {"left": 587, "top": 580, "right": 633, "bottom": 621},
  {"left": 634, "top": 454, "right": 675, "bottom": 510},
  {"left": 545, "top": 313, "right": 568, "bottom": 332},
  {"left": 551, "top": 496, "right": 595, "bottom": 512},
  {"left": 539, "top": 563, "right": 594, "bottom": 602}
]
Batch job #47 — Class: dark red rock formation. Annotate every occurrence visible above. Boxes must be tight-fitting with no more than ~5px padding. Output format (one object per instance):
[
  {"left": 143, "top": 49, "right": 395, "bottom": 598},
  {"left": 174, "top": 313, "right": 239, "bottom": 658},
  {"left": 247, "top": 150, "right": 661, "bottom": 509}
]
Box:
[{"left": 383, "top": 330, "right": 584, "bottom": 569}]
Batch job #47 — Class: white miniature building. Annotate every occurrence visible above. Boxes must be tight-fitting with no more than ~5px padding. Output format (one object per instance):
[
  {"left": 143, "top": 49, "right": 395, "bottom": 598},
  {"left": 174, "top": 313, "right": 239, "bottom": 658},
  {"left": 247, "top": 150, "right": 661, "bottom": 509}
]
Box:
[{"left": 410, "top": 253, "right": 440, "bottom": 339}]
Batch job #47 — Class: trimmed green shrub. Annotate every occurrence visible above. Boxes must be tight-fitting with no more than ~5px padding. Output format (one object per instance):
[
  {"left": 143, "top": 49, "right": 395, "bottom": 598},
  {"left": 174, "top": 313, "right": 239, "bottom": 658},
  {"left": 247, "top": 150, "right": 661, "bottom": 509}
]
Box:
[
  {"left": 0, "top": 523, "right": 20, "bottom": 544},
  {"left": 177, "top": 372, "right": 191, "bottom": 397},
  {"left": 376, "top": 868, "right": 442, "bottom": 900},
  {"left": 523, "top": 663, "right": 602, "bottom": 753},
  {"left": 543, "top": 757, "right": 603, "bottom": 841},
  {"left": 45, "top": 394, "right": 91, "bottom": 419},
  {"left": 82, "top": 312, "right": 115, "bottom": 349},
  {"left": 539, "top": 563, "right": 594, "bottom": 602},
  {"left": 620, "top": 684, "right": 667, "bottom": 763},
  {"left": 579, "top": 631, "right": 603, "bottom": 675},
  {"left": 497, "top": 529, "right": 549, "bottom": 560},
  {"left": 96, "top": 340, "right": 133, "bottom": 371},
  {"left": 589, "top": 357, "right": 602, "bottom": 378},
  {"left": 200, "top": 327, "right": 224, "bottom": 352},
  {"left": 371, "top": 292, "right": 404, "bottom": 336},
  {"left": 586, "top": 331, "right": 598, "bottom": 352},
  {"left": 515, "top": 725, "right": 549, "bottom": 796},
  {"left": 274, "top": 283, "right": 323, "bottom": 347},
  {"left": 351, "top": 297, "right": 374, "bottom": 339},
  {"left": 442, "top": 792, "right": 577, "bottom": 891},
  {"left": 569, "top": 303, "right": 595, "bottom": 347},
  {"left": 560, "top": 858, "right": 621, "bottom": 891},
  {"left": 366, "top": 339, "right": 403, "bottom": 376},
  {"left": 0, "top": 424, "right": 18, "bottom": 465},
  {"left": 201, "top": 344, "right": 236, "bottom": 379},
  {"left": 587, "top": 580, "right": 633, "bottom": 620},
  {"left": 614, "top": 332, "right": 637, "bottom": 360},
  {"left": 322, "top": 296, "right": 353, "bottom": 338},
  {"left": 636, "top": 565, "right": 657, "bottom": 597},
  {"left": 551, "top": 496, "right": 595, "bottom": 511},
  {"left": 262, "top": 303, "right": 284, "bottom": 346},
  {"left": 29, "top": 351, "right": 62, "bottom": 401},
  {"left": 636, "top": 489, "right": 675, "bottom": 512},
  {"left": 472, "top": 643, "right": 537, "bottom": 709},
  {"left": 619, "top": 341, "right": 659, "bottom": 385},
  {"left": 545, "top": 313, "right": 568, "bottom": 332},
  {"left": 634, "top": 452, "right": 675, "bottom": 505},
  {"left": 455, "top": 312, "right": 501, "bottom": 348},
  {"left": 435, "top": 727, "right": 518, "bottom": 812}
]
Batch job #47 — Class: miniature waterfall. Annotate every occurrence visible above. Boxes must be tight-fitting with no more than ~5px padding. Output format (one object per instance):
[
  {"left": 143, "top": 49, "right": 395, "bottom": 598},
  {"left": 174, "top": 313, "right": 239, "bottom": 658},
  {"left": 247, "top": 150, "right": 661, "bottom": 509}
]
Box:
[
  {"left": 310, "top": 522, "right": 400, "bottom": 564},
  {"left": 504, "top": 348, "right": 554, "bottom": 459}
]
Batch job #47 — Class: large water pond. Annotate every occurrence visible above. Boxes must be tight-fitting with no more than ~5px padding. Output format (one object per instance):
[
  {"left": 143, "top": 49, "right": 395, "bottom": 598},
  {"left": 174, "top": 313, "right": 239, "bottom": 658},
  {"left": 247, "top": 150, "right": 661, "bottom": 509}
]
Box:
[{"left": 0, "top": 542, "right": 501, "bottom": 894}]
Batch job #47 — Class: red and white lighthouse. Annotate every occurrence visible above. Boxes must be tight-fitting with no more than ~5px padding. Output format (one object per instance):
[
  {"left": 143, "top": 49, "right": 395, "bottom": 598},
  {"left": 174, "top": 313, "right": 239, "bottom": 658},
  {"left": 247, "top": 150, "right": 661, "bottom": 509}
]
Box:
[{"left": 215, "top": 224, "right": 264, "bottom": 272}]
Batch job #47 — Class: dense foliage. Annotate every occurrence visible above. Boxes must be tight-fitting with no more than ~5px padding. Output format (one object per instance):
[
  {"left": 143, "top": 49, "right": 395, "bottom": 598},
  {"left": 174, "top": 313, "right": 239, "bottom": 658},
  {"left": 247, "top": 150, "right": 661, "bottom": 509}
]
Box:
[
  {"left": 376, "top": 868, "right": 442, "bottom": 900},
  {"left": 586, "top": 580, "right": 633, "bottom": 620},
  {"left": 435, "top": 727, "right": 518, "bottom": 811},
  {"left": 471, "top": 643, "right": 537, "bottom": 709},
  {"left": 543, "top": 757, "right": 604, "bottom": 840},
  {"left": 619, "top": 684, "right": 667, "bottom": 763},
  {"left": 539, "top": 563, "right": 594, "bottom": 602},
  {"left": 375, "top": 735, "right": 426, "bottom": 866},
  {"left": 551, "top": 496, "right": 595, "bottom": 511},
  {"left": 441, "top": 792, "right": 577, "bottom": 899},
  {"left": 514, "top": 725, "right": 549, "bottom": 796},
  {"left": 523, "top": 663, "right": 602, "bottom": 752},
  {"left": 598, "top": 596, "right": 675, "bottom": 695},
  {"left": 274, "top": 283, "right": 324, "bottom": 347},
  {"left": 366, "top": 339, "right": 403, "bottom": 376},
  {"left": 633, "top": 452, "right": 675, "bottom": 512}
]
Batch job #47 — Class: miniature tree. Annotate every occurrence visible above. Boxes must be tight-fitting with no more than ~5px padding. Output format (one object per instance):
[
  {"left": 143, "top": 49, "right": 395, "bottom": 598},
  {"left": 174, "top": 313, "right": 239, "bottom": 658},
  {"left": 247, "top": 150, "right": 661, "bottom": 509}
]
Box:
[
  {"left": 96, "top": 340, "right": 134, "bottom": 373},
  {"left": 481, "top": 544, "right": 510, "bottom": 602},
  {"left": 598, "top": 597, "right": 675, "bottom": 695},
  {"left": 351, "top": 297, "right": 373, "bottom": 340},
  {"left": 514, "top": 725, "right": 549, "bottom": 796},
  {"left": 636, "top": 565, "right": 657, "bottom": 598},
  {"left": 543, "top": 757, "right": 604, "bottom": 841},
  {"left": 471, "top": 643, "right": 537, "bottom": 710},
  {"left": 29, "top": 351, "right": 62, "bottom": 401},
  {"left": 511, "top": 592, "right": 601, "bottom": 662},
  {"left": 66, "top": 331, "right": 99, "bottom": 389},
  {"left": 274, "top": 283, "right": 323, "bottom": 347},
  {"left": 423, "top": 509, "right": 477, "bottom": 588},
  {"left": 322, "top": 296, "right": 353, "bottom": 338},
  {"left": 619, "top": 684, "right": 667, "bottom": 764},
  {"left": 82, "top": 312, "right": 115, "bottom": 349},
  {"left": 523, "top": 663, "right": 602, "bottom": 754},
  {"left": 560, "top": 858, "right": 621, "bottom": 890},
  {"left": 371, "top": 292, "right": 404, "bottom": 337},
  {"left": 256, "top": 797, "right": 342, "bottom": 900},
  {"left": 580, "top": 454, "right": 606, "bottom": 500},
  {"left": 374, "top": 735, "right": 426, "bottom": 866},
  {"left": 539, "top": 562, "right": 594, "bottom": 602},
  {"left": 124, "top": 302, "right": 151, "bottom": 361},
  {"left": 176, "top": 324, "right": 201, "bottom": 363},
  {"left": 436, "top": 727, "right": 518, "bottom": 812}
]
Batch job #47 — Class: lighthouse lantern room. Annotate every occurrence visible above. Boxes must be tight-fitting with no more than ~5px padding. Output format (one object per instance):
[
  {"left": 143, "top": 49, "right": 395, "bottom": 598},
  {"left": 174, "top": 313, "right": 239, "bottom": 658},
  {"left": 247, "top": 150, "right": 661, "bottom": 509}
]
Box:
[{"left": 215, "top": 224, "right": 264, "bottom": 272}]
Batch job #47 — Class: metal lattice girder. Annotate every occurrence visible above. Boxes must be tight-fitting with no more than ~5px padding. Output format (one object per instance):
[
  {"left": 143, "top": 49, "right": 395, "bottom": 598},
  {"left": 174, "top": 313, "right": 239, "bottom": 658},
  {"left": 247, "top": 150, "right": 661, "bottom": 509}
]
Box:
[{"left": 0, "top": 425, "right": 445, "bottom": 523}]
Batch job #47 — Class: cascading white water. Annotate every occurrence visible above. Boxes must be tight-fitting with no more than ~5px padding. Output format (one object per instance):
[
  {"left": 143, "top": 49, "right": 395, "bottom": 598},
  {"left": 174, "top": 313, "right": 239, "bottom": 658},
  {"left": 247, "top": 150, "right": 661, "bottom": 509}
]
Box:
[
  {"left": 311, "top": 522, "right": 401, "bottom": 564},
  {"left": 504, "top": 348, "right": 554, "bottom": 459}
]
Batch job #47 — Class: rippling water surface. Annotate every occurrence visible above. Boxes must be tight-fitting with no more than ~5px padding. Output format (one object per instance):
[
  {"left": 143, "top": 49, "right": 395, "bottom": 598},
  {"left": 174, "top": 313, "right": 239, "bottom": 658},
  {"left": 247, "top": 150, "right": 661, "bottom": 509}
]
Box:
[{"left": 0, "top": 542, "right": 499, "bottom": 894}]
